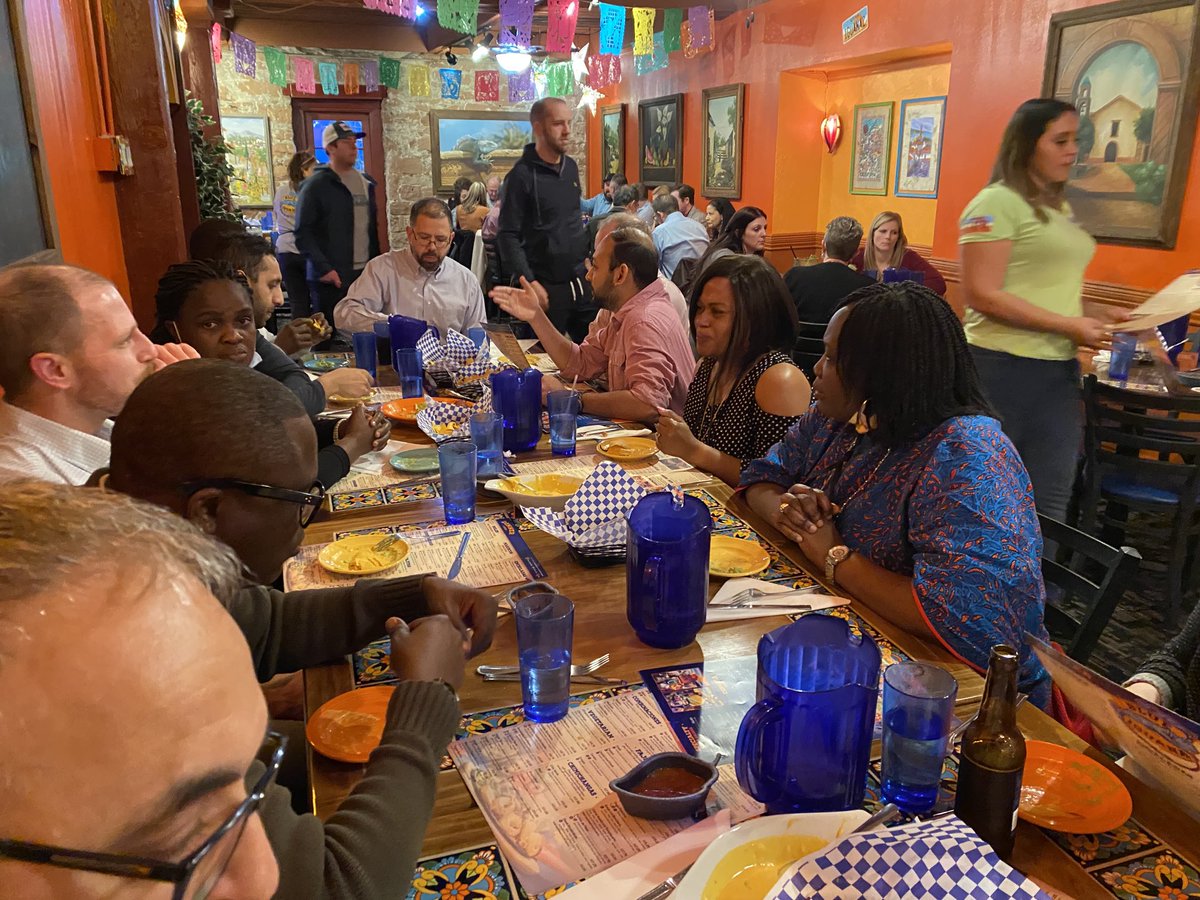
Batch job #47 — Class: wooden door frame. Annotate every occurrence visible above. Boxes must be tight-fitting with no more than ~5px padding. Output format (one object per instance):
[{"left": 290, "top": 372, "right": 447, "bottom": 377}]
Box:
[{"left": 291, "top": 95, "right": 390, "bottom": 252}]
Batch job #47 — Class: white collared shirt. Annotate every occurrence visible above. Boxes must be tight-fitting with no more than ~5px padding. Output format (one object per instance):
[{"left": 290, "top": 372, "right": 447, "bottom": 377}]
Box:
[{"left": 0, "top": 401, "right": 112, "bottom": 485}]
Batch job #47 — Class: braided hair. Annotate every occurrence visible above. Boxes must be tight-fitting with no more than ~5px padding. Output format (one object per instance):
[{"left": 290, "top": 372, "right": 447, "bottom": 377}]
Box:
[
  {"left": 833, "top": 282, "right": 994, "bottom": 445},
  {"left": 151, "top": 260, "right": 251, "bottom": 343}
]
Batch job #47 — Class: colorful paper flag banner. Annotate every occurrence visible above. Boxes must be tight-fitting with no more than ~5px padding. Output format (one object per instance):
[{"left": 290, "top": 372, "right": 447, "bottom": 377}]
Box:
[
  {"left": 319, "top": 61, "right": 339, "bottom": 94},
  {"left": 663, "top": 7, "right": 682, "bottom": 52},
  {"left": 390, "top": 0, "right": 418, "bottom": 16},
  {"left": 587, "top": 53, "right": 622, "bottom": 88},
  {"left": 508, "top": 69, "right": 534, "bottom": 102},
  {"left": 598, "top": 2, "right": 625, "bottom": 55},
  {"left": 361, "top": 59, "right": 379, "bottom": 92},
  {"left": 264, "top": 47, "right": 288, "bottom": 85},
  {"left": 293, "top": 56, "right": 316, "bottom": 94},
  {"left": 437, "top": 0, "right": 477, "bottom": 33},
  {"left": 531, "top": 60, "right": 548, "bottom": 98},
  {"left": 546, "top": 0, "right": 579, "bottom": 54},
  {"left": 408, "top": 64, "right": 430, "bottom": 96},
  {"left": 475, "top": 69, "right": 500, "bottom": 101},
  {"left": 440, "top": 67, "right": 462, "bottom": 98},
  {"left": 632, "top": 8, "right": 655, "bottom": 56},
  {"left": 682, "top": 8, "right": 715, "bottom": 57},
  {"left": 499, "top": 0, "right": 534, "bottom": 47},
  {"left": 635, "top": 31, "right": 668, "bottom": 74},
  {"left": 210, "top": 22, "right": 222, "bottom": 64},
  {"left": 687, "top": 5, "right": 711, "bottom": 48},
  {"left": 545, "top": 60, "right": 574, "bottom": 97},
  {"left": 380, "top": 57, "right": 401, "bottom": 88},
  {"left": 344, "top": 62, "right": 360, "bottom": 93}
]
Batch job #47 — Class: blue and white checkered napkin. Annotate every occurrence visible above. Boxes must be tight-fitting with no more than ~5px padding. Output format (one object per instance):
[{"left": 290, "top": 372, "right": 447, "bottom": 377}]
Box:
[
  {"left": 768, "top": 816, "right": 1052, "bottom": 900},
  {"left": 415, "top": 392, "right": 491, "bottom": 442},
  {"left": 523, "top": 461, "right": 646, "bottom": 548}
]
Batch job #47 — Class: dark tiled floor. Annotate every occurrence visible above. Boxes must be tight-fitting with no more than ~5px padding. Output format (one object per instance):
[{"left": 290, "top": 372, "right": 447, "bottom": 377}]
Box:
[{"left": 1050, "top": 509, "right": 1195, "bottom": 683}]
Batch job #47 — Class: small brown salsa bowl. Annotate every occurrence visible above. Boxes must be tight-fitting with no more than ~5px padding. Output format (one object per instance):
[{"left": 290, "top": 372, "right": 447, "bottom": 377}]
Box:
[{"left": 609, "top": 752, "right": 718, "bottom": 820}]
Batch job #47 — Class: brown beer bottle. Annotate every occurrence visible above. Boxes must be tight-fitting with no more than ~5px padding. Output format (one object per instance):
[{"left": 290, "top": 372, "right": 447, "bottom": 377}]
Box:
[{"left": 953, "top": 644, "right": 1025, "bottom": 859}]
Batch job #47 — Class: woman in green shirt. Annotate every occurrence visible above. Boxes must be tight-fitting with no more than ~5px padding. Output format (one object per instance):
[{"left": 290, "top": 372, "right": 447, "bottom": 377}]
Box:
[{"left": 959, "top": 98, "right": 1125, "bottom": 521}]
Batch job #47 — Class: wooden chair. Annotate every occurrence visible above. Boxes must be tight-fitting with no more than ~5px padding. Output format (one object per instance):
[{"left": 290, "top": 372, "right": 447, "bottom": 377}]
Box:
[
  {"left": 1079, "top": 374, "right": 1200, "bottom": 623},
  {"left": 1038, "top": 513, "right": 1141, "bottom": 664},
  {"left": 792, "top": 320, "right": 826, "bottom": 378}
]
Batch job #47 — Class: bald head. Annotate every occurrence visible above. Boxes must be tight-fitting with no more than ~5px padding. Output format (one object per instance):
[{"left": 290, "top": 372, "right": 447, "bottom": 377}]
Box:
[
  {"left": 596, "top": 211, "right": 650, "bottom": 247},
  {"left": 531, "top": 98, "right": 571, "bottom": 159}
]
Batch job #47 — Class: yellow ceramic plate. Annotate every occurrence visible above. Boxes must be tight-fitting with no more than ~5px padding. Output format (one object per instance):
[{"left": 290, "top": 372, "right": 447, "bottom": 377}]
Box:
[
  {"left": 317, "top": 534, "right": 410, "bottom": 576},
  {"left": 596, "top": 436, "right": 658, "bottom": 462},
  {"left": 709, "top": 535, "right": 771, "bottom": 578}
]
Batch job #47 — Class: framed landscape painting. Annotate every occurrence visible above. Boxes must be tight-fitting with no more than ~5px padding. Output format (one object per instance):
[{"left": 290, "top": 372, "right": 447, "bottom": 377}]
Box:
[
  {"left": 600, "top": 103, "right": 625, "bottom": 178},
  {"left": 893, "top": 96, "right": 946, "bottom": 199},
  {"left": 702, "top": 83, "right": 744, "bottom": 199},
  {"left": 638, "top": 93, "right": 683, "bottom": 184},
  {"left": 850, "top": 101, "right": 892, "bottom": 195},
  {"left": 1043, "top": 0, "right": 1200, "bottom": 248},
  {"left": 429, "top": 110, "right": 532, "bottom": 194},
  {"left": 222, "top": 115, "right": 274, "bottom": 208}
]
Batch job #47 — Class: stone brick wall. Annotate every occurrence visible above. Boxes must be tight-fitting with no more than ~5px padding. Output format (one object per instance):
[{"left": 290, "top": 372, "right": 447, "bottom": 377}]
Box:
[{"left": 214, "top": 47, "right": 588, "bottom": 247}]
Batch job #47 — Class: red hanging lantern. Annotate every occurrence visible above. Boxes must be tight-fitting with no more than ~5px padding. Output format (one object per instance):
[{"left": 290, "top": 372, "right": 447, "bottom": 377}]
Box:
[{"left": 821, "top": 113, "right": 842, "bottom": 153}]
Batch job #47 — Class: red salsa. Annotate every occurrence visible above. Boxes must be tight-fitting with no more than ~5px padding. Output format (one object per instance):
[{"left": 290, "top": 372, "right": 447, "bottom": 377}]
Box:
[{"left": 627, "top": 766, "right": 708, "bottom": 798}]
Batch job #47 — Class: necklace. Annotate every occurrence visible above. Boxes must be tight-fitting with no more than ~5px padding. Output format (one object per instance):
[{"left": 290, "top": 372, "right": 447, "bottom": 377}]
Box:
[{"left": 815, "top": 433, "right": 891, "bottom": 514}]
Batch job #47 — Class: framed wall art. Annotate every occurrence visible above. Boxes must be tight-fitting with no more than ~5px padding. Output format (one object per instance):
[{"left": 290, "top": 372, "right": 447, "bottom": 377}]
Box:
[
  {"left": 222, "top": 115, "right": 275, "bottom": 208},
  {"left": 429, "top": 110, "right": 532, "bottom": 194},
  {"left": 701, "top": 83, "right": 744, "bottom": 199},
  {"left": 638, "top": 93, "right": 683, "bottom": 185},
  {"left": 893, "top": 95, "right": 946, "bottom": 199},
  {"left": 850, "top": 101, "right": 893, "bottom": 195},
  {"left": 600, "top": 103, "right": 625, "bottom": 178},
  {"left": 1043, "top": 0, "right": 1200, "bottom": 248}
]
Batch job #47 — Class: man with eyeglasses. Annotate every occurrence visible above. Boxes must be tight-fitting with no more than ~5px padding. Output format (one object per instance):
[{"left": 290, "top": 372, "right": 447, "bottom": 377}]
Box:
[
  {"left": 0, "top": 481, "right": 283, "bottom": 898},
  {"left": 104, "top": 360, "right": 488, "bottom": 898},
  {"left": 334, "top": 197, "right": 486, "bottom": 340}
]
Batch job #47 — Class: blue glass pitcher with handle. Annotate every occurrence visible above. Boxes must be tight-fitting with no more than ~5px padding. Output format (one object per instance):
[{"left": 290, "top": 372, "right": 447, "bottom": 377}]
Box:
[
  {"left": 625, "top": 491, "right": 711, "bottom": 649},
  {"left": 736, "top": 615, "right": 880, "bottom": 813},
  {"left": 490, "top": 368, "right": 542, "bottom": 452}
]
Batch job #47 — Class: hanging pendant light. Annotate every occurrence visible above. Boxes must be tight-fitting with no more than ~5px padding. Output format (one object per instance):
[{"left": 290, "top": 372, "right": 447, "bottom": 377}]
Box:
[{"left": 821, "top": 114, "right": 842, "bottom": 153}]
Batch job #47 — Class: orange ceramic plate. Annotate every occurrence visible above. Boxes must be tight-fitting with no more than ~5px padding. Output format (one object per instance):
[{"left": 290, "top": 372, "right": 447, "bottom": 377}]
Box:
[
  {"left": 306, "top": 685, "right": 394, "bottom": 764},
  {"left": 1018, "top": 740, "right": 1132, "bottom": 833},
  {"left": 382, "top": 397, "right": 428, "bottom": 424}
]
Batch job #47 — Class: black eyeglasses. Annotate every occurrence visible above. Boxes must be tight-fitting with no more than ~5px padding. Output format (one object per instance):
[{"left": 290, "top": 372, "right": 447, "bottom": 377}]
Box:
[
  {"left": 0, "top": 731, "right": 286, "bottom": 900},
  {"left": 181, "top": 478, "right": 326, "bottom": 526}
]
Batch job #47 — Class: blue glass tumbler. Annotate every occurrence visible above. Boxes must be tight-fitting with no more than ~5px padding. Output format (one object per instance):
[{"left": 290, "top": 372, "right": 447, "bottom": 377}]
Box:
[
  {"left": 736, "top": 615, "right": 881, "bottom": 813},
  {"left": 438, "top": 440, "right": 477, "bottom": 525},
  {"left": 547, "top": 390, "right": 581, "bottom": 457},
  {"left": 394, "top": 348, "right": 424, "bottom": 399},
  {"left": 490, "top": 368, "right": 543, "bottom": 452},
  {"left": 625, "top": 492, "right": 711, "bottom": 649},
  {"left": 881, "top": 661, "right": 958, "bottom": 814},
  {"left": 1109, "top": 333, "right": 1137, "bottom": 382},
  {"left": 351, "top": 331, "right": 377, "bottom": 381},
  {"left": 515, "top": 592, "right": 575, "bottom": 723},
  {"left": 469, "top": 410, "right": 504, "bottom": 477}
]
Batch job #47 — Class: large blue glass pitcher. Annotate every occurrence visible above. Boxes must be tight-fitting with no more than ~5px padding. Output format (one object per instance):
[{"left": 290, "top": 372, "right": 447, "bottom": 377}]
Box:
[
  {"left": 490, "top": 368, "right": 542, "bottom": 452},
  {"left": 735, "top": 615, "right": 880, "bottom": 813}
]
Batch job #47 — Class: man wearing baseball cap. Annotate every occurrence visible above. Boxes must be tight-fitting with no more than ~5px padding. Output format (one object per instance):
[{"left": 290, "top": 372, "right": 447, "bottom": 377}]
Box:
[{"left": 294, "top": 121, "right": 380, "bottom": 344}]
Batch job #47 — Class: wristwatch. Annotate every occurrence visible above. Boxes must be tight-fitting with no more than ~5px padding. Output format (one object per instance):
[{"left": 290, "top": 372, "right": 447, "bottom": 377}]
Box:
[{"left": 825, "top": 545, "right": 852, "bottom": 584}]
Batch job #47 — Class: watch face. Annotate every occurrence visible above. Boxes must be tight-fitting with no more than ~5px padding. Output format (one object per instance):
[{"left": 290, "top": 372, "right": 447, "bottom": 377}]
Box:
[{"left": 830, "top": 546, "right": 849, "bottom": 562}]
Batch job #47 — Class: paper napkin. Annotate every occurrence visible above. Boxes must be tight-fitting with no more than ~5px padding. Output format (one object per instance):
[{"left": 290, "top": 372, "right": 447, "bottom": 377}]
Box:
[
  {"left": 767, "top": 815, "right": 1053, "bottom": 900},
  {"left": 556, "top": 810, "right": 731, "bottom": 900},
  {"left": 415, "top": 395, "right": 490, "bottom": 442},
  {"left": 707, "top": 578, "right": 850, "bottom": 623},
  {"left": 523, "top": 461, "right": 646, "bottom": 548}
]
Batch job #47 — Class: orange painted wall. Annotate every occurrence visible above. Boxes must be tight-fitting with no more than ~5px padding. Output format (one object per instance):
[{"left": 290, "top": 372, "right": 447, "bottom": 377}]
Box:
[
  {"left": 590, "top": 0, "right": 1200, "bottom": 292},
  {"left": 22, "top": 0, "right": 129, "bottom": 297}
]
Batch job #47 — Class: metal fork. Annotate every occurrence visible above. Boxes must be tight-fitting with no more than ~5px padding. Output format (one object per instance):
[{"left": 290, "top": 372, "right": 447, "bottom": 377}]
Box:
[
  {"left": 477, "top": 653, "right": 610, "bottom": 678},
  {"left": 710, "top": 587, "right": 813, "bottom": 608}
]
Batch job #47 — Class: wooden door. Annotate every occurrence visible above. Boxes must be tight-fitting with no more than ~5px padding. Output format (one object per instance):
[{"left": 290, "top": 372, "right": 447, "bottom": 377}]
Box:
[{"left": 291, "top": 95, "right": 390, "bottom": 252}]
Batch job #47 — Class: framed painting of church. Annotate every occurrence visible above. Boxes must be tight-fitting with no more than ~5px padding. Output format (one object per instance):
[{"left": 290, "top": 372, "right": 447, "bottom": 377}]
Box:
[
  {"left": 702, "top": 83, "right": 744, "bottom": 199},
  {"left": 1043, "top": 0, "right": 1200, "bottom": 248}
]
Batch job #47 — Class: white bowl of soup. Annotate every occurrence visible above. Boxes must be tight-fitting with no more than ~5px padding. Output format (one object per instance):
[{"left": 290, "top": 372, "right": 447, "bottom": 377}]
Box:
[
  {"left": 673, "top": 809, "right": 869, "bottom": 900},
  {"left": 483, "top": 474, "right": 585, "bottom": 511}
]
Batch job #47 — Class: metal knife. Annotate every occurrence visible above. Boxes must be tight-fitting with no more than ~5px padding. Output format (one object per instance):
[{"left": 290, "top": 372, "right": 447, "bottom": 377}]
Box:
[{"left": 446, "top": 532, "right": 471, "bottom": 580}]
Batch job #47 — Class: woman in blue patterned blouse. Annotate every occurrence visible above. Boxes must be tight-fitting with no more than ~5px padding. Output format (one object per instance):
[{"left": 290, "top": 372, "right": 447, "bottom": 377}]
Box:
[{"left": 742, "top": 282, "right": 1052, "bottom": 707}]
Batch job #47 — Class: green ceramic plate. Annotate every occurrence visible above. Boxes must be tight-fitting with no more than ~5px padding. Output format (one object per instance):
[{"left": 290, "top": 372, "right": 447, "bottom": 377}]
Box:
[
  {"left": 303, "top": 353, "right": 350, "bottom": 372},
  {"left": 390, "top": 448, "right": 441, "bottom": 473}
]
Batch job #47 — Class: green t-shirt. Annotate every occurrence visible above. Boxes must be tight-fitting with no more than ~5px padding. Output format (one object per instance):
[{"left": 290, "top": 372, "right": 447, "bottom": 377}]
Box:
[{"left": 959, "top": 182, "right": 1096, "bottom": 361}]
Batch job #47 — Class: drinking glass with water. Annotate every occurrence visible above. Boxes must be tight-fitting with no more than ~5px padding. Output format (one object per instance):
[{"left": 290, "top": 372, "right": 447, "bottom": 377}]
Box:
[
  {"left": 394, "top": 347, "right": 424, "bottom": 399},
  {"left": 880, "top": 661, "right": 958, "bottom": 814},
  {"left": 469, "top": 411, "right": 504, "bottom": 477},
  {"left": 514, "top": 593, "right": 574, "bottom": 723},
  {"left": 547, "top": 389, "right": 581, "bottom": 457},
  {"left": 438, "top": 440, "right": 477, "bottom": 525}
]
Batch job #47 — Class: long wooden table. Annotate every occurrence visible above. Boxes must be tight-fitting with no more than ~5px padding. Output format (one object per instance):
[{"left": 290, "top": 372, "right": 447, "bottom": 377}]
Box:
[{"left": 302, "top": 422, "right": 1200, "bottom": 900}]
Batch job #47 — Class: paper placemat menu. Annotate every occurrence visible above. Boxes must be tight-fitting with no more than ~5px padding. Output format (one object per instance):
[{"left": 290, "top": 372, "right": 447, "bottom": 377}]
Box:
[
  {"left": 511, "top": 452, "right": 709, "bottom": 489},
  {"left": 283, "top": 517, "right": 545, "bottom": 591},
  {"left": 449, "top": 690, "right": 763, "bottom": 895}
]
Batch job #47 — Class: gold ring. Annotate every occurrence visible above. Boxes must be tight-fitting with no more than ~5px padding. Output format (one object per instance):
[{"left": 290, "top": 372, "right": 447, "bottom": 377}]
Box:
[{"left": 778, "top": 500, "right": 789, "bottom": 513}]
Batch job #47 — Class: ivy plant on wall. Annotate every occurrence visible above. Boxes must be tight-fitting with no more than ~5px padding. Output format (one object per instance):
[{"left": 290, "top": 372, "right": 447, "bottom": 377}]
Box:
[{"left": 186, "top": 93, "right": 241, "bottom": 221}]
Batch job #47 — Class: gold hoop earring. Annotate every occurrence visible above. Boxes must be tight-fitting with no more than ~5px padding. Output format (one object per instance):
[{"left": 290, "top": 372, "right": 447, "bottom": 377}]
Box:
[{"left": 850, "top": 400, "right": 876, "bottom": 435}]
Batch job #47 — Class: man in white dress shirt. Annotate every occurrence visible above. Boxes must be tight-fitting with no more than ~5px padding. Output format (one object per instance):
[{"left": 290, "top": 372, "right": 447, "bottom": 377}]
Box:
[
  {"left": 0, "top": 264, "right": 195, "bottom": 484},
  {"left": 334, "top": 197, "right": 486, "bottom": 339}
]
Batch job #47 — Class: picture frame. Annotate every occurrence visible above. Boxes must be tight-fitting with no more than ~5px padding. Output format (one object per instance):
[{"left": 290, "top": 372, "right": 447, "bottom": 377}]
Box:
[
  {"left": 1042, "top": 0, "right": 1200, "bottom": 248},
  {"left": 638, "top": 93, "right": 683, "bottom": 185},
  {"left": 429, "top": 110, "right": 532, "bottom": 195},
  {"left": 222, "top": 115, "right": 275, "bottom": 208},
  {"left": 893, "top": 96, "right": 946, "bottom": 199},
  {"left": 849, "top": 101, "right": 893, "bottom": 196},
  {"left": 600, "top": 103, "right": 625, "bottom": 179},
  {"left": 701, "top": 83, "right": 745, "bottom": 199}
]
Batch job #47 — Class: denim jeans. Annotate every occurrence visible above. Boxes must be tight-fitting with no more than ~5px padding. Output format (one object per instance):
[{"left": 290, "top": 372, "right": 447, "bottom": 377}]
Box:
[{"left": 970, "top": 345, "right": 1082, "bottom": 523}]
